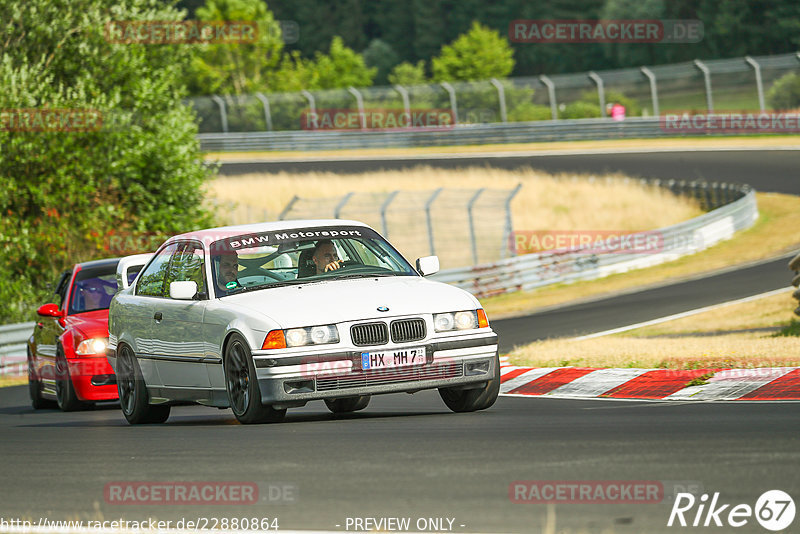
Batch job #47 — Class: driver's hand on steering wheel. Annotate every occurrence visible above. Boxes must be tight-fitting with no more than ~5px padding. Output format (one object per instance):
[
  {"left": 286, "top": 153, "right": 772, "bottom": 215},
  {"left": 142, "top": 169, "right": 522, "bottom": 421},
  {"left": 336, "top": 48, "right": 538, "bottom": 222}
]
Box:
[{"left": 324, "top": 260, "right": 343, "bottom": 272}]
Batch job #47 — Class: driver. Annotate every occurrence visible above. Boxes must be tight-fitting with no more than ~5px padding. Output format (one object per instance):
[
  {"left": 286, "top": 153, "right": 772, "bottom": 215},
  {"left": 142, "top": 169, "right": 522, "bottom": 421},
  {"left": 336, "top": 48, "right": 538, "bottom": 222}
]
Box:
[
  {"left": 216, "top": 249, "right": 240, "bottom": 288},
  {"left": 312, "top": 240, "right": 343, "bottom": 274}
]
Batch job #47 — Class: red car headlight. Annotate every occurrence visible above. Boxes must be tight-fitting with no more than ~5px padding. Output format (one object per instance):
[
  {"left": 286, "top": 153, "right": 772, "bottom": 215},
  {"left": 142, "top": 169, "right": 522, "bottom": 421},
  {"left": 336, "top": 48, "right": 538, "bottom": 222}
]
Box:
[{"left": 76, "top": 338, "right": 108, "bottom": 355}]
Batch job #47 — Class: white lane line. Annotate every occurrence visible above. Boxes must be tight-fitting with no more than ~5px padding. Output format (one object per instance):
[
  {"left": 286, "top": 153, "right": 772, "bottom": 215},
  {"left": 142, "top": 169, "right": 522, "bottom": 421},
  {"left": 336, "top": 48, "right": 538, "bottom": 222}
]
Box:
[
  {"left": 574, "top": 287, "right": 794, "bottom": 340},
  {"left": 665, "top": 367, "right": 797, "bottom": 401},
  {"left": 500, "top": 367, "right": 562, "bottom": 394},
  {"left": 544, "top": 368, "right": 652, "bottom": 398}
]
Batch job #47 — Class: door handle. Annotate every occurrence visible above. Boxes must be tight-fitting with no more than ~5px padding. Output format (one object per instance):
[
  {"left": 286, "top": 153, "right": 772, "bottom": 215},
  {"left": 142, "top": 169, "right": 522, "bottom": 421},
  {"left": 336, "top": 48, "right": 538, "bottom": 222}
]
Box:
[{"left": 154, "top": 312, "right": 163, "bottom": 321}]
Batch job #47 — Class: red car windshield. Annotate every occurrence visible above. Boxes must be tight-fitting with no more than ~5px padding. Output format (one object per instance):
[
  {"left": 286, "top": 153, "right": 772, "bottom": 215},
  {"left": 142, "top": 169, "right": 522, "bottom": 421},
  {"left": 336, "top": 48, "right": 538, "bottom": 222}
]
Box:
[{"left": 69, "top": 268, "right": 117, "bottom": 314}]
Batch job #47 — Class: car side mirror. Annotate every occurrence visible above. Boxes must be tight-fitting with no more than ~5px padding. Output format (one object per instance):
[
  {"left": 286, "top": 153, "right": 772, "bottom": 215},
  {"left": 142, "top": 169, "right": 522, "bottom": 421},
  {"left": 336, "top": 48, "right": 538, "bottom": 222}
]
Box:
[
  {"left": 36, "top": 303, "right": 62, "bottom": 317},
  {"left": 416, "top": 256, "right": 440, "bottom": 276},
  {"left": 169, "top": 281, "right": 198, "bottom": 300}
]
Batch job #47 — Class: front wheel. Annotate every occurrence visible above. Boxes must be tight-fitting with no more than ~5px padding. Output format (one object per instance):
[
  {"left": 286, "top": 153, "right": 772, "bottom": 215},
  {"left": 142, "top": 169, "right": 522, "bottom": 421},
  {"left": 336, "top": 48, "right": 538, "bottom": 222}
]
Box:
[
  {"left": 116, "top": 344, "right": 170, "bottom": 424},
  {"left": 439, "top": 355, "right": 500, "bottom": 413},
  {"left": 224, "top": 334, "right": 286, "bottom": 424},
  {"left": 325, "top": 395, "right": 370, "bottom": 414},
  {"left": 55, "top": 348, "right": 91, "bottom": 412}
]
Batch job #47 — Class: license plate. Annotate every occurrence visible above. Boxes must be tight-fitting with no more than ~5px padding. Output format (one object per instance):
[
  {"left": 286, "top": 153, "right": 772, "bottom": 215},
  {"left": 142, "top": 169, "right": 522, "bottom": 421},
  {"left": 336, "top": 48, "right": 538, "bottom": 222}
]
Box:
[{"left": 361, "top": 347, "right": 426, "bottom": 370}]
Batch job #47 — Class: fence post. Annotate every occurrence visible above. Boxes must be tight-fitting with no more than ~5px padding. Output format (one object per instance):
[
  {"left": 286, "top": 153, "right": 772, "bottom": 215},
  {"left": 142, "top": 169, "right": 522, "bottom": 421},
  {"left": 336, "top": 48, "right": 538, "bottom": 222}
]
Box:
[
  {"left": 254, "top": 92, "right": 273, "bottom": 131},
  {"left": 588, "top": 71, "right": 606, "bottom": 118},
  {"left": 211, "top": 95, "right": 228, "bottom": 133},
  {"left": 425, "top": 188, "right": 443, "bottom": 256},
  {"left": 440, "top": 82, "right": 458, "bottom": 125},
  {"left": 744, "top": 56, "right": 766, "bottom": 111},
  {"left": 301, "top": 89, "right": 316, "bottom": 129},
  {"left": 380, "top": 191, "right": 399, "bottom": 237},
  {"left": 394, "top": 84, "right": 411, "bottom": 124},
  {"left": 693, "top": 59, "right": 714, "bottom": 112},
  {"left": 539, "top": 75, "right": 558, "bottom": 120},
  {"left": 467, "top": 188, "right": 485, "bottom": 265},
  {"left": 490, "top": 78, "right": 507, "bottom": 123},
  {"left": 278, "top": 196, "right": 299, "bottom": 220},
  {"left": 502, "top": 183, "right": 523, "bottom": 258},
  {"left": 640, "top": 66, "right": 660, "bottom": 117},
  {"left": 334, "top": 192, "right": 354, "bottom": 219},
  {"left": 347, "top": 86, "right": 367, "bottom": 129}
]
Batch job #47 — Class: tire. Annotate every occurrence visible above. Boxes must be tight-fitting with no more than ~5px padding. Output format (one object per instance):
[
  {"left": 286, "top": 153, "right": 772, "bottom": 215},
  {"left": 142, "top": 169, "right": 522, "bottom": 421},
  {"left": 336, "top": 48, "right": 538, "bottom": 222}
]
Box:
[
  {"left": 439, "top": 355, "right": 500, "bottom": 413},
  {"left": 325, "top": 395, "right": 370, "bottom": 414},
  {"left": 116, "top": 344, "right": 170, "bottom": 424},
  {"left": 28, "top": 347, "right": 55, "bottom": 410},
  {"left": 55, "top": 347, "right": 91, "bottom": 412},
  {"left": 224, "top": 334, "right": 286, "bottom": 424}
]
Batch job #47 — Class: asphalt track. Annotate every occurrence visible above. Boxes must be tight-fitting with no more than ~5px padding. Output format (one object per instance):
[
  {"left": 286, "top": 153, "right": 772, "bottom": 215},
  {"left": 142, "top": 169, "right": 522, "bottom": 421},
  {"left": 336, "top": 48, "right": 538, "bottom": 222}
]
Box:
[{"left": 1, "top": 150, "right": 799, "bottom": 534}]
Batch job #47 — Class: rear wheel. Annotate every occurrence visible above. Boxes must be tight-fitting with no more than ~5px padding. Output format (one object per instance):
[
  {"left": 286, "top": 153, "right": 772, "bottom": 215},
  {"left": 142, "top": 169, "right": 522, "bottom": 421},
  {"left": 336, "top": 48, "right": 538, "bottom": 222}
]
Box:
[
  {"left": 28, "top": 347, "right": 55, "bottom": 410},
  {"left": 325, "top": 395, "right": 370, "bottom": 414},
  {"left": 55, "top": 348, "right": 91, "bottom": 412},
  {"left": 116, "top": 344, "right": 170, "bottom": 424},
  {"left": 439, "top": 355, "right": 500, "bottom": 413},
  {"left": 224, "top": 334, "right": 286, "bottom": 424}
]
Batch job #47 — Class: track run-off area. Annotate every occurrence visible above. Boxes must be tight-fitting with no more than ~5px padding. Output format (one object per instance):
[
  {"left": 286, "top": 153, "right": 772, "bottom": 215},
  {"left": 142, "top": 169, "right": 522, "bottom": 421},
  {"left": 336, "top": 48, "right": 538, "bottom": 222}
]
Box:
[{"left": 2, "top": 148, "right": 799, "bottom": 534}]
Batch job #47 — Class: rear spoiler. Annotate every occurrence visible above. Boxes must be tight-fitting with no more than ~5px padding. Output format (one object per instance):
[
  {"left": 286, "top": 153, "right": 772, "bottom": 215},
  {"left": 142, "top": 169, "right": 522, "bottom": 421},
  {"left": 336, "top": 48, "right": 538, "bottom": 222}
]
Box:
[{"left": 116, "top": 253, "right": 153, "bottom": 293}]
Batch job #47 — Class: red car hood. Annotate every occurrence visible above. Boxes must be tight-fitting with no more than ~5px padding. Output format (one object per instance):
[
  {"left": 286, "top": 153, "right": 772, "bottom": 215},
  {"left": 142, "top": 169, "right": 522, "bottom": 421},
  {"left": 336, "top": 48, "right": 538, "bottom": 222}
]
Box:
[{"left": 66, "top": 309, "right": 109, "bottom": 340}]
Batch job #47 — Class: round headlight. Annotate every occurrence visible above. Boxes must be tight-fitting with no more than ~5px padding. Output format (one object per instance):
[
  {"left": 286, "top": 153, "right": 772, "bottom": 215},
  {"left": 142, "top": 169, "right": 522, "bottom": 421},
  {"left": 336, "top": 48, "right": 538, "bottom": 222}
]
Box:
[
  {"left": 454, "top": 311, "right": 477, "bottom": 330},
  {"left": 76, "top": 338, "right": 107, "bottom": 355},
  {"left": 434, "top": 313, "right": 455, "bottom": 332},
  {"left": 285, "top": 328, "right": 308, "bottom": 347},
  {"left": 310, "top": 326, "right": 332, "bottom": 344}
]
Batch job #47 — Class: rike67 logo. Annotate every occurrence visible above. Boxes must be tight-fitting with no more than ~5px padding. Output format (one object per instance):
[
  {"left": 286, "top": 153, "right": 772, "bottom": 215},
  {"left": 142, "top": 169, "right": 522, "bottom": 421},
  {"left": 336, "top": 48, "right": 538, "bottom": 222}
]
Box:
[{"left": 668, "top": 490, "right": 795, "bottom": 531}]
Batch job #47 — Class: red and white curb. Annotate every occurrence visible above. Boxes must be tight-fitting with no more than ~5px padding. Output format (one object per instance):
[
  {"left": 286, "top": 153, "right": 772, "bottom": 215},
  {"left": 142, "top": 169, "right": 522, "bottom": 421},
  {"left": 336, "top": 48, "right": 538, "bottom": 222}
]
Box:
[{"left": 498, "top": 357, "right": 800, "bottom": 401}]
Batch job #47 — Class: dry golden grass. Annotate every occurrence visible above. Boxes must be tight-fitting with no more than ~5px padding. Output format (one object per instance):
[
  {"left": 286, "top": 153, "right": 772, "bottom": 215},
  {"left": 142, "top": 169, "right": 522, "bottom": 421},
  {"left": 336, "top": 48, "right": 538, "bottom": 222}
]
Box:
[
  {"left": 0, "top": 375, "right": 26, "bottom": 388},
  {"left": 206, "top": 166, "right": 701, "bottom": 234},
  {"left": 508, "top": 284, "right": 800, "bottom": 369},
  {"left": 508, "top": 334, "right": 800, "bottom": 369},
  {"left": 484, "top": 192, "right": 800, "bottom": 319},
  {"left": 205, "top": 135, "right": 800, "bottom": 161}
]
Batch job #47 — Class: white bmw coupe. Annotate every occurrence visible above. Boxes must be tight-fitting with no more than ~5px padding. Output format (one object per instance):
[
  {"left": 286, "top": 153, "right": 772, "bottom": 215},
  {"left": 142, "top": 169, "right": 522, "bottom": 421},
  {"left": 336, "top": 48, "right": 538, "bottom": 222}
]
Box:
[{"left": 107, "top": 220, "right": 499, "bottom": 424}]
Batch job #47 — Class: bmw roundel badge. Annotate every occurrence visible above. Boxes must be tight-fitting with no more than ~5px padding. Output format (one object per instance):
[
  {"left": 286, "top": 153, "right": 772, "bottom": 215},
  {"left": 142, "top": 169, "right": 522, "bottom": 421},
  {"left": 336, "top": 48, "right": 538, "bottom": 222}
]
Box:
[{"left": 377, "top": 306, "right": 389, "bottom": 312}]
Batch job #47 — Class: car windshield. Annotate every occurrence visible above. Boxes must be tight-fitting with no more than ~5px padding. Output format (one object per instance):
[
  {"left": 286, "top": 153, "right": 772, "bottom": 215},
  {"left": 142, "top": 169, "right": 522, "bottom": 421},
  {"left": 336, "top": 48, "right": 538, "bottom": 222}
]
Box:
[
  {"left": 209, "top": 225, "right": 417, "bottom": 296},
  {"left": 68, "top": 266, "right": 118, "bottom": 314}
]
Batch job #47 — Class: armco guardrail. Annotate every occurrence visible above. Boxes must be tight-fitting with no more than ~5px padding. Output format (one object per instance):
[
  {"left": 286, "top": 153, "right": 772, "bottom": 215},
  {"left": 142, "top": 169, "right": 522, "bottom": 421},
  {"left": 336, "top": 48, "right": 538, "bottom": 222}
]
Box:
[
  {"left": 200, "top": 117, "right": 685, "bottom": 152},
  {"left": 431, "top": 184, "right": 758, "bottom": 298},
  {"left": 0, "top": 322, "right": 33, "bottom": 376}
]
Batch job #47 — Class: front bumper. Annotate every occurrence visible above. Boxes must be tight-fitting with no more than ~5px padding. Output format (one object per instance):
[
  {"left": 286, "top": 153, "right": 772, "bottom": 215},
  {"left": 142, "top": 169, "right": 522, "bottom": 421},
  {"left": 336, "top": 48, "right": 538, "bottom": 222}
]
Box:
[
  {"left": 254, "top": 333, "right": 498, "bottom": 406},
  {"left": 67, "top": 357, "right": 118, "bottom": 401}
]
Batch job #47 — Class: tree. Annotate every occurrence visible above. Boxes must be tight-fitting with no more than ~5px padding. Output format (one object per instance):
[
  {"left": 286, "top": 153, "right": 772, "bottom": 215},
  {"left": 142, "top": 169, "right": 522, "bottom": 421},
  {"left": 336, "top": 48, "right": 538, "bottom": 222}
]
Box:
[
  {"left": 186, "top": 0, "right": 284, "bottom": 95},
  {"left": 388, "top": 61, "right": 428, "bottom": 86},
  {"left": 767, "top": 72, "right": 800, "bottom": 110},
  {"left": 432, "top": 21, "right": 514, "bottom": 81},
  {"left": 0, "top": 0, "right": 215, "bottom": 321},
  {"left": 307, "top": 36, "right": 377, "bottom": 89},
  {"left": 362, "top": 39, "right": 400, "bottom": 85}
]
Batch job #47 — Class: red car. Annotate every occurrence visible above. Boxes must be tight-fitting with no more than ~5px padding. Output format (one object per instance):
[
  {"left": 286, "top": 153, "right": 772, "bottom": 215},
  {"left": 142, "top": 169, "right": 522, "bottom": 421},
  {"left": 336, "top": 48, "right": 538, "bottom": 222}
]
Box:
[{"left": 27, "top": 257, "right": 146, "bottom": 411}]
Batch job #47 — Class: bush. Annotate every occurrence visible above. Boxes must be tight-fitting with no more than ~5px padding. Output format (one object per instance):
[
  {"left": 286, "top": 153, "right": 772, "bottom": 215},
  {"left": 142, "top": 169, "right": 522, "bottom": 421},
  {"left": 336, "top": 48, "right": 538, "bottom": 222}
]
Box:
[
  {"left": 559, "top": 101, "right": 602, "bottom": 119},
  {"left": 507, "top": 101, "right": 553, "bottom": 122},
  {"left": 767, "top": 72, "right": 800, "bottom": 110},
  {"left": 0, "top": 0, "right": 215, "bottom": 323}
]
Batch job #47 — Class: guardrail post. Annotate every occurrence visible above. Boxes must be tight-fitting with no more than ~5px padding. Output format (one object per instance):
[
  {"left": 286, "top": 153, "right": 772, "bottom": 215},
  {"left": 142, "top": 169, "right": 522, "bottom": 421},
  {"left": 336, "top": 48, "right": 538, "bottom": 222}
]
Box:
[
  {"left": 539, "top": 75, "right": 558, "bottom": 120},
  {"left": 588, "top": 71, "right": 606, "bottom": 118},
  {"left": 440, "top": 82, "right": 458, "bottom": 125},
  {"left": 640, "top": 66, "right": 660, "bottom": 117},
  {"left": 490, "top": 78, "right": 507, "bottom": 123},
  {"left": 347, "top": 86, "right": 367, "bottom": 129},
  {"left": 211, "top": 95, "right": 228, "bottom": 133},
  {"left": 502, "top": 183, "right": 523, "bottom": 258},
  {"left": 467, "top": 188, "right": 485, "bottom": 265},
  {"left": 334, "top": 192, "right": 354, "bottom": 219},
  {"left": 693, "top": 59, "right": 714, "bottom": 112},
  {"left": 278, "top": 195, "right": 299, "bottom": 220},
  {"left": 744, "top": 56, "right": 766, "bottom": 111},
  {"left": 425, "top": 188, "right": 443, "bottom": 256},
  {"left": 380, "top": 190, "right": 399, "bottom": 237},
  {"left": 254, "top": 92, "right": 273, "bottom": 131},
  {"left": 301, "top": 89, "right": 316, "bottom": 129},
  {"left": 394, "top": 84, "right": 411, "bottom": 124}
]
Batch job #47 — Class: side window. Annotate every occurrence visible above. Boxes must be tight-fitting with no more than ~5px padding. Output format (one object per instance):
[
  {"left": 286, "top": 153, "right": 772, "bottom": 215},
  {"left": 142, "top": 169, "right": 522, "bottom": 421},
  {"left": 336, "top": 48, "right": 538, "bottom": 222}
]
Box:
[
  {"left": 136, "top": 244, "right": 179, "bottom": 297},
  {"left": 165, "top": 243, "right": 206, "bottom": 297},
  {"left": 54, "top": 270, "right": 72, "bottom": 309}
]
